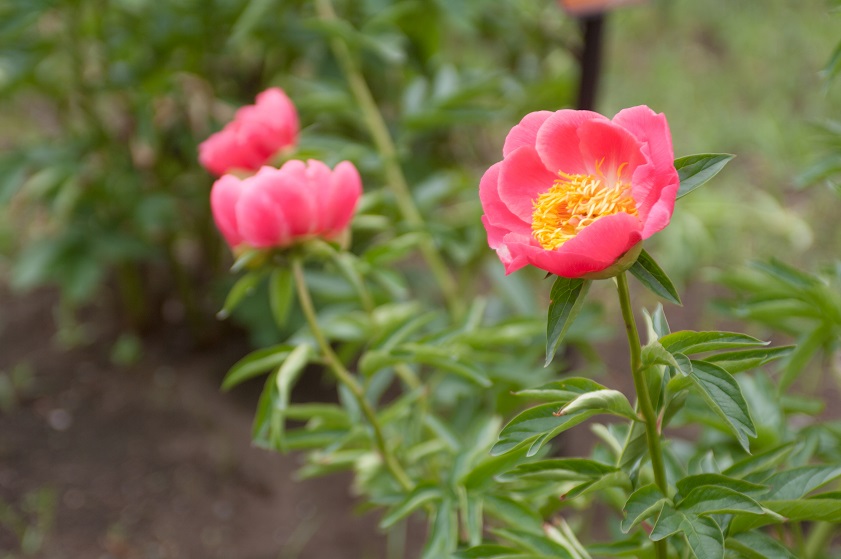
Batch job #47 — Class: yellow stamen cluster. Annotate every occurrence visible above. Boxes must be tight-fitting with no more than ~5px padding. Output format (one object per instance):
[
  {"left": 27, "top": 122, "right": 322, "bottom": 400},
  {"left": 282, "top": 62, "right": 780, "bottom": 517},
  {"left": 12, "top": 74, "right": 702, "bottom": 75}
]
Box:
[{"left": 531, "top": 169, "right": 637, "bottom": 251}]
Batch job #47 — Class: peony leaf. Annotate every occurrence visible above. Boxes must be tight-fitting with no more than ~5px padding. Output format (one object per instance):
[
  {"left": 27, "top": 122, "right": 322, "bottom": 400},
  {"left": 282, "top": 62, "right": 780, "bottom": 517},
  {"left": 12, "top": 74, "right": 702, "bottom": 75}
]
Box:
[
  {"left": 268, "top": 267, "right": 295, "bottom": 328},
  {"left": 702, "top": 345, "right": 794, "bottom": 374},
  {"left": 559, "top": 389, "right": 640, "bottom": 421},
  {"left": 674, "top": 474, "right": 766, "bottom": 498},
  {"left": 762, "top": 465, "right": 841, "bottom": 500},
  {"left": 545, "top": 277, "right": 591, "bottom": 366},
  {"left": 651, "top": 507, "right": 724, "bottom": 559},
  {"left": 514, "top": 378, "right": 607, "bottom": 402},
  {"left": 676, "top": 486, "right": 764, "bottom": 517},
  {"left": 621, "top": 484, "right": 668, "bottom": 533},
  {"left": 726, "top": 532, "right": 796, "bottom": 559},
  {"left": 629, "top": 249, "right": 682, "bottom": 305},
  {"left": 674, "top": 153, "right": 735, "bottom": 199},
  {"left": 659, "top": 331, "right": 767, "bottom": 355},
  {"left": 491, "top": 403, "right": 600, "bottom": 457},
  {"left": 686, "top": 360, "right": 756, "bottom": 452},
  {"left": 506, "top": 458, "right": 618, "bottom": 482},
  {"left": 218, "top": 270, "right": 265, "bottom": 319},
  {"left": 221, "top": 343, "right": 296, "bottom": 390},
  {"left": 379, "top": 484, "right": 442, "bottom": 529}
]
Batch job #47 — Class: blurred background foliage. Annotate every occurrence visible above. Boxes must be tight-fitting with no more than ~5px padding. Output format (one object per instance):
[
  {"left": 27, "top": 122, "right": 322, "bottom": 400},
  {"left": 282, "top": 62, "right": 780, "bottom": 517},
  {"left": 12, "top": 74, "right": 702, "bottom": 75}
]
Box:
[{"left": 1, "top": 0, "right": 839, "bottom": 346}]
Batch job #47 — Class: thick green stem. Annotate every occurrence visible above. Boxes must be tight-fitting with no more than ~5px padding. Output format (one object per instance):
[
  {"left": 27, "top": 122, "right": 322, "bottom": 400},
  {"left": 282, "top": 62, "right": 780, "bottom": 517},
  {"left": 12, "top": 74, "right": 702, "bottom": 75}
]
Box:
[
  {"left": 292, "top": 257, "right": 414, "bottom": 491},
  {"left": 617, "top": 272, "right": 669, "bottom": 559},
  {"left": 313, "top": 0, "right": 462, "bottom": 317}
]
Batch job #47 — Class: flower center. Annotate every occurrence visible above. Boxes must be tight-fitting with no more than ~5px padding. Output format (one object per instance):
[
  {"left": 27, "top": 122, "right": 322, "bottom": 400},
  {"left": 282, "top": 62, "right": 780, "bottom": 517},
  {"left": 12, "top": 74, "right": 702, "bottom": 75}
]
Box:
[{"left": 531, "top": 167, "right": 637, "bottom": 250}]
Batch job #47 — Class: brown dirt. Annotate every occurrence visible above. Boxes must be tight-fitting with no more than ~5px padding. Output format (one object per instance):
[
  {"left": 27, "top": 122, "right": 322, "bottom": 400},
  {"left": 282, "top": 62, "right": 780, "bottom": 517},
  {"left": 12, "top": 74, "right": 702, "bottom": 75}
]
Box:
[{"left": 0, "top": 289, "right": 395, "bottom": 559}]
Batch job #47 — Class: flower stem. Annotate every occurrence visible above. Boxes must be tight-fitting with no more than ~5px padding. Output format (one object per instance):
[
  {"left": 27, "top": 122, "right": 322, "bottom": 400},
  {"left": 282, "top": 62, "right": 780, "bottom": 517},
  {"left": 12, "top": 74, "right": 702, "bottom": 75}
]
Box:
[
  {"left": 291, "top": 257, "right": 414, "bottom": 492},
  {"left": 616, "top": 272, "right": 669, "bottom": 559},
  {"left": 313, "top": 0, "right": 462, "bottom": 318}
]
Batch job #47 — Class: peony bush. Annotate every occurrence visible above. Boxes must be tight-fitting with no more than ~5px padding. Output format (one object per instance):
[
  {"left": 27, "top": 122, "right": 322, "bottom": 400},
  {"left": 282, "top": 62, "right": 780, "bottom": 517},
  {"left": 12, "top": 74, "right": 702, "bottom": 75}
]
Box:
[{"left": 206, "top": 13, "right": 841, "bottom": 554}]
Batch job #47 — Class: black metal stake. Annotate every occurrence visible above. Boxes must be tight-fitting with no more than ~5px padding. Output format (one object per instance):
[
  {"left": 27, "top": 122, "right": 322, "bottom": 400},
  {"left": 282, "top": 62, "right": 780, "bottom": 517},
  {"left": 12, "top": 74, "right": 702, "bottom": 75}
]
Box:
[{"left": 576, "top": 13, "right": 606, "bottom": 111}]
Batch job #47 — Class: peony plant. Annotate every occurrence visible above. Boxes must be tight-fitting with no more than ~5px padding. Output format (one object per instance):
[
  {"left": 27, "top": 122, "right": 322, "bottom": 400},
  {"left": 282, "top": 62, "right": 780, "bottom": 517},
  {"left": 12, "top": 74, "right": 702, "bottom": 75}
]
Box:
[{"left": 206, "top": 5, "right": 841, "bottom": 559}]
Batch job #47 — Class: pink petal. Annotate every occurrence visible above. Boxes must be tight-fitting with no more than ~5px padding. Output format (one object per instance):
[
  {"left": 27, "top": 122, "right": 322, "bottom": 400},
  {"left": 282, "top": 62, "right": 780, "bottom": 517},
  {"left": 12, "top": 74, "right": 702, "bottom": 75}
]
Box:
[
  {"left": 482, "top": 217, "right": 529, "bottom": 274},
  {"left": 503, "top": 213, "right": 642, "bottom": 278},
  {"left": 612, "top": 106, "right": 674, "bottom": 170},
  {"left": 535, "top": 110, "right": 608, "bottom": 174},
  {"left": 321, "top": 160, "right": 362, "bottom": 235},
  {"left": 235, "top": 169, "right": 298, "bottom": 247},
  {"left": 503, "top": 111, "right": 553, "bottom": 157},
  {"left": 479, "top": 162, "right": 531, "bottom": 234},
  {"left": 611, "top": 106, "right": 679, "bottom": 237},
  {"left": 576, "top": 119, "right": 645, "bottom": 181},
  {"left": 210, "top": 174, "right": 246, "bottom": 247},
  {"left": 497, "top": 146, "right": 558, "bottom": 222}
]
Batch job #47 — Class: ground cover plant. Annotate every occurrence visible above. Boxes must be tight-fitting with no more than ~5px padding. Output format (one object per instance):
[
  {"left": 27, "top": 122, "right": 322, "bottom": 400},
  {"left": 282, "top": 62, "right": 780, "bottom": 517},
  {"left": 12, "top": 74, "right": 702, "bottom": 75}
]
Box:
[{"left": 3, "top": 0, "right": 841, "bottom": 557}]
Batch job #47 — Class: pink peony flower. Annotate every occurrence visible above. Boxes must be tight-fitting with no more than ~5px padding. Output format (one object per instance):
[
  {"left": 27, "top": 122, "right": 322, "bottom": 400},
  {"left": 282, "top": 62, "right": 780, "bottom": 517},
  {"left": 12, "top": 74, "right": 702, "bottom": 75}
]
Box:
[
  {"left": 211, "top": 159, "right": 362, "bottom": 250},
  {"left": 199, "top": 87, "right": 299, "bottom": 176},
  {"left": 480, "top": 105, "right": 679, "bottom": 279}
]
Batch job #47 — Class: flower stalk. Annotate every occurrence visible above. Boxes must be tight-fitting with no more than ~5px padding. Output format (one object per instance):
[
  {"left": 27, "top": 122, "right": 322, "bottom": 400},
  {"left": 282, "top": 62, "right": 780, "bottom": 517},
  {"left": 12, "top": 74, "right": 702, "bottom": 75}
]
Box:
[
  {"left": 616, "top": 271, "right": 669, "bottom": 559},
  {"left": 313, "top": 0, "right": 462, "bottom": 317},
  {"left": 291, "top": 256, "right": 414, "bottom": 492}
]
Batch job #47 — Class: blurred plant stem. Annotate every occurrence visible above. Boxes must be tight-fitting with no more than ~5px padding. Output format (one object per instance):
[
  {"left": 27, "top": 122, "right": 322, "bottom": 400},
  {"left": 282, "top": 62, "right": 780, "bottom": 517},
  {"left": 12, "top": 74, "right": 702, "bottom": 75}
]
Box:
[
  {"left": 313, "top": 0, "right": 463, "bottom": 318},
  {"left": 291, "top": 256, "right": 414, "bottom": 491},
  {"left": 805, "top": 521, "right": 835, "bottom": 559},
  {"left": 616, "top": 272, "right": 669, "bottom": 559}
]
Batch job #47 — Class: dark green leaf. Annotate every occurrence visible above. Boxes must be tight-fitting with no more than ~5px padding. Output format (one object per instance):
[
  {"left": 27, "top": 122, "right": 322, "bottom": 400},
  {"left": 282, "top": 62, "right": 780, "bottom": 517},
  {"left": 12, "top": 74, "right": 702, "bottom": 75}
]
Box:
[
  {"left": 722, "top": 444, "right": 793, "bottom": 479},
  {"left": 621, "top": 484, "right": 668, "bottom": 533},
  {"left": 221, "top": 344, "right": 295, "bottom": 391},
  {"left": 675, "top": 153, "right": 735, "bottom": 199},
  {"left": 380, "top": 484, "right": 442, "bottom": 529},
  {"left": 660, "top": 331, "right": 767, "bottom": 355},
  {"left": 545, "top": 277, "right": 591, "bottom": 366},
  {"left": 629, "top": 249, "right": 681, "bottom": 305},
  {"left": 483, "top": 495, "right": 544, "bottom": 535},
  {"left": 726, "top": 532, "right": 795, "bottom": 559},
  {"left": 675, "top": 474, "right": 765, "bottom": 498},
  {"left": 762, "top": 465, "right": 841, "bottom": 500},
  {"left": 218, "top": 271, "right": 264, "bottom": 319},
  {"left": 652, "top": 507, "right": 724, "bottom": 559},
  {"left": 491, "top": 403, "right": 599, "bottom": 457},
  {"left": 559, "top": 389, "right": 640, "bottom": 422},
  {"left": 687, "top": 360, "right": 756, "bottom": 451},
  {"left": 268, "top": 267, "right": 294, "bottom": 328},
  {"left": 513, "top": 378, "right": 606, "bottom": 402},
  {"left": 703, "top": 346, "right": 794, "bottom": 374},
  {"left": 507, "top": 458, "right": 617, "bottom": 482},
  {"left": 676, "top": 486, "right": 764, "bottom": 516}
]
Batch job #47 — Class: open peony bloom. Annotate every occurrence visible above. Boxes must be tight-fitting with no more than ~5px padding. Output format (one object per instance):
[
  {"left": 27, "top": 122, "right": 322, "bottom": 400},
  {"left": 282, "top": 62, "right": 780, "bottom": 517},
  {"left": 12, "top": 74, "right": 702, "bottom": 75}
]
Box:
[
  {"left": 480, "top": 105, "right": 679, "bottom": 279},
  {"left": 199, "top": 87, "right": 299, "bottom": 176},
  {"left": 211, "top": 159, "right": 362, "bottom": 250}
]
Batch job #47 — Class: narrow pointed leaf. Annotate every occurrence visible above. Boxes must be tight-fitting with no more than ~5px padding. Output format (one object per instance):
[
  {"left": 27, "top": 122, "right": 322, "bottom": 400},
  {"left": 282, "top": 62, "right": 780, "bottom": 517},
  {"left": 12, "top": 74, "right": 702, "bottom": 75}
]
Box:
[
  {"left": 676, "top": 486, "right": 764, "bottom": 516},
  {"left": 380, "top": 484, "right": 442, "bottom": 529},
  {"left": 762, "top": 465, "right": 841, "bottom": 500},
  {"left": 221, "top": 344, "right": 295, "bottom": 390},
  {"left": 726, "top": 532, "right": 796, "bottom": 559},
  {"left": 491, "top": 403, "right": 598, "bottom": 456},
  {"left": 703, "top": 345, "right": 794, "bottom": 374},
  {"left": 687, "top": 360, "right": 756, "bottom": 451},
  {"left": 514, "top": 378, "right": 606, "bottom": 402},
  {"left": 629, "top": 249, "right": 681, "bottom": 305},
  {"left": 507, "top": 458, "right": 617, "bottom": 482},
  {"left": 660, "top": 331, "right": 767, "bottom": 355},
  {"left": 675, "top": 153, "right": 735, "bottom": 199},
  {"left": 545, "top": 278, "right": 591, "bottom": 366},
  {"left": 219, "top": 270, "right": 264, "bottom": 318},
  {"left": 268, "top": 267, "right": 294, "bottom": 328},
  {"left": 621, "top": 484, "right": 668, "bottom": 533},
  {"left": 559, "top": 389, "right": 640, "bottom": 421},
  {"left": 675, "top": 474, "right": 765, "bottom": 497},
  {"left": 723, "top": 444, "right": 793, "bottom": 479}
]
